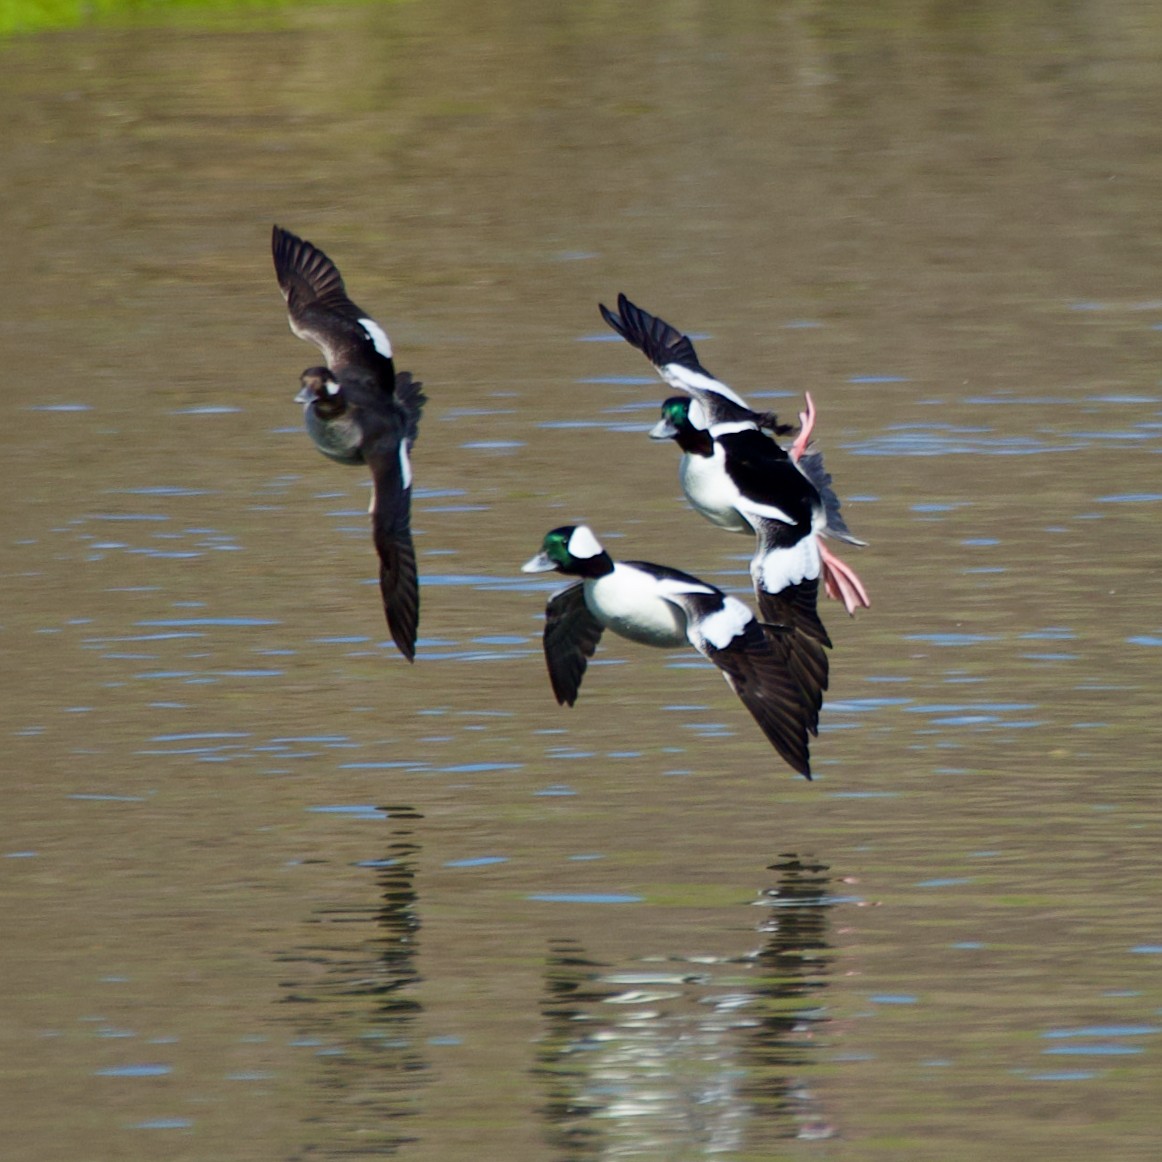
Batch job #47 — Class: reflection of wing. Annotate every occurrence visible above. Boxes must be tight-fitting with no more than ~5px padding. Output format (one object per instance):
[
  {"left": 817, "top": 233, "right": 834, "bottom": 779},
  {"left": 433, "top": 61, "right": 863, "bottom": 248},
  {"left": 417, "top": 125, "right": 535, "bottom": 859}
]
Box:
[
  {"left": 679, "top": 592, "right": 813, "bottom": 778},
  {"left": 272, "top": 226, "right": 396, "bottom": 389},
  {"left": 366, "top": 426, "right": 419, "bottom": 662},
  {"left": 542, "top": 582, "right": 605, "bottom": 706},
  {"left": 599, "top": 293, "right": 752, "bottom": 424}
]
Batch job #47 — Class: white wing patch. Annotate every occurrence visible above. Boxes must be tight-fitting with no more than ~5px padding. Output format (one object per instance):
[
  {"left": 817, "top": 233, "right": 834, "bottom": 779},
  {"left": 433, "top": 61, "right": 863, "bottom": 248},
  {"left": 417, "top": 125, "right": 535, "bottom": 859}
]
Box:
[
  {"left": 697, "top": 597, "right": 753, "bottom": 650},
  {"left": 709, "top": 419, "right": 757, "bottom": 438},
  {"left": 568, "top": 525, "right": 605, "bottom": 560},
  {"left": 399, "top": 441, "right": 413, "bottom": 490},
  {"left": 738, "top": 497, "right": 795, "bottom": 525},
  {"left": 358, "top": 317, "right": 393, "bottom": 359},
  {"left": 662, "top": 363, "right": 749, "bottom": 408},
  {"left": 757, "top": 536, "right": 821, "bottom": 593},
  {"left": 653, "top": 575, "right": 717, "bottom": 599}
]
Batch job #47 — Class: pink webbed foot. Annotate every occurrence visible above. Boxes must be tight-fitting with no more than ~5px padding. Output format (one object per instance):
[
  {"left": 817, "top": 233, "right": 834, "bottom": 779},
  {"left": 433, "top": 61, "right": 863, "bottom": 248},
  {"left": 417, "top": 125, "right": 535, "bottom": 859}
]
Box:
[
  {"left": 819, "top": 541, "right": 870, "bottom": 615},
  {"left": 789, "top": 391, "right": 817, "bottom": 463},
  {"left": 790, "top": 391, "right": 870, "bottom": 615}
]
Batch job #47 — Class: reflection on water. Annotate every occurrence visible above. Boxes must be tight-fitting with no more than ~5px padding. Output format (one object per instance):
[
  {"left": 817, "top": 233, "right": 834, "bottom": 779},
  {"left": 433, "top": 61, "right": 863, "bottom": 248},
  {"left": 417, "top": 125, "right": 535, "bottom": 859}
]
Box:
[
  {"left": 278, "top": 807, "right": 426, "bottom": 1158},
  {"left": 534, "top": 854, "right": 841, "bottom": 1157}
]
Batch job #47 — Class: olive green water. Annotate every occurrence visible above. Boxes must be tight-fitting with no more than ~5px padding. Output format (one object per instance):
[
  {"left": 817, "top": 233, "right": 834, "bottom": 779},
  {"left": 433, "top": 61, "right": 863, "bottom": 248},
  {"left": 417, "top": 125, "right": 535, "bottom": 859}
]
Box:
[{"left": 2, "top": 3, "right": 1161, "bottom": 1159}]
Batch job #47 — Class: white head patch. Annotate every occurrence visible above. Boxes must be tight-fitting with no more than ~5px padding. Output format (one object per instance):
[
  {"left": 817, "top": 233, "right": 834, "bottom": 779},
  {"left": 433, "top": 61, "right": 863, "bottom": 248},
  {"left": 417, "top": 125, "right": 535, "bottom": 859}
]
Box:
[
  {"left": 687, "top": 398, "right": 709, "bottom": 430},
  {"left": 359, "top": 318, "right": 393, "bottom": 359},
  {"left": 567, "top": 525, "right": 604, "bottom": 560},
  {"left": 324, "top": 378, "right": 341, "bottom": 396}
]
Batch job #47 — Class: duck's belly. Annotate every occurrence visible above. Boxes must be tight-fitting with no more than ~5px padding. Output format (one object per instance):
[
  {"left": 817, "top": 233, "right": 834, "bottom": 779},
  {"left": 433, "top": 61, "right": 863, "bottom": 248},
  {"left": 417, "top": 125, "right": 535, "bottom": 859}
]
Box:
[
  {"left": 679, "top": 453, "right": 751, "bottom": 533},
  {"left": 586, "top": 571, "right": 688, "bottom": 649},
  {"left": 305, "top": 410, "right": 364, "bottom": 465}
]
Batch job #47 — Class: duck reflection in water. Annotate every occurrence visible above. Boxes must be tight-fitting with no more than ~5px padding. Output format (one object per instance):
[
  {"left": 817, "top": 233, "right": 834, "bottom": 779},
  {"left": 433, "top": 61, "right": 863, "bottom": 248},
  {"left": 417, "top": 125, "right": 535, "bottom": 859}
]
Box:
[
  {"left": 278, "top": 806, "right": 427, "bottom": 1156},
  {"left": 532, "top": 853, "right": 840, "bottom": 1156}
]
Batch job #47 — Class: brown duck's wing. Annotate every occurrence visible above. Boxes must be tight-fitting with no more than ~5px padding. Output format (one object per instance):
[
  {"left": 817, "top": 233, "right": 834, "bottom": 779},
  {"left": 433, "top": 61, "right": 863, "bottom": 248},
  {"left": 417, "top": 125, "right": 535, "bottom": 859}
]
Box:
[{"left": 272, "top": 226, "right": 396, "bottom": 391}]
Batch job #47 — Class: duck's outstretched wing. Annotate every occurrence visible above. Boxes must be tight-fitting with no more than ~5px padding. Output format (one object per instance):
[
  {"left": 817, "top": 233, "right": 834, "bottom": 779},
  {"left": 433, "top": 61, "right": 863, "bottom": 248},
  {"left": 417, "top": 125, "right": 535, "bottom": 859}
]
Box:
[
  {"left": 541, "top": 582, "right": 605, "bottom": 706},
  {"left": 677, "top": 591, "right": 814, "bottom": 778},
  {"left": 364, "top": 418, "right": 420, "bottom": 662},
  {"left": 749, "top": 520, "right": 832, "bottom": 727},
  {"left": 599, "top": 292, "right": 758, "bottom": 426},
  {"left": 272, "top": 225, "right": 396, "bottom": 390}
]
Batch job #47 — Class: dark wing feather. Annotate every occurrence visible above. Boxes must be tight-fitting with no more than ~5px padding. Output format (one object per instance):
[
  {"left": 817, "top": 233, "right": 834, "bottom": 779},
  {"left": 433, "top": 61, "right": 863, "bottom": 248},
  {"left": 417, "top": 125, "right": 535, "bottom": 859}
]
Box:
[
  {"left": 599, "top": 292, "right": 710, "bottom": 377},
  {"left": 755, "top": 573, "right": 831, "bottom": 651},
  {"left": 716, "top": 428, "right": 824, "bottom": 514},
  {"left": 364, "top": 420, "right": 419, "bottom": 662},
  {"left": 542, "top": 583, "right": 605, "bottom": 706},
  {"left": 681, "top": 596, "right": 813, "bottom": 778},
  {"left": 598, "top": 293, "right": 763, "bottom": 426},
  {"left": 392, "top": 371, "right": 426, "bottom": 448},
  {"left": 272, "top": 226, "right": 395, "bottom": 388},
  {"left": 754, "top": 563, "right": 831, "bottom": 729},
  {"left": 797, "top": 449, "right": 866, "bottom": 546},
  {"left": 756, "top": 612, "right": 829, "bottom": 735}
]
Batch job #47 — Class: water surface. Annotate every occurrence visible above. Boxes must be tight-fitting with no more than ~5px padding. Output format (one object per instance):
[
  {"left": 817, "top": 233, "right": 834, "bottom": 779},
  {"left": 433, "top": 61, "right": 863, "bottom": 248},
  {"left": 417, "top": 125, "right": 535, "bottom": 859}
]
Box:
[{"left": 2, "top": 3, "right": 1161, "bottom": 1160}]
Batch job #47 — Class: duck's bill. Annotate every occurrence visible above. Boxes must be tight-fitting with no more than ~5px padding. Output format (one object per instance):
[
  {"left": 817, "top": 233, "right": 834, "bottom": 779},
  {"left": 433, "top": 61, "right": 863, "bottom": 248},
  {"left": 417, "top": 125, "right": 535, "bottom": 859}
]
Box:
[
  {"left": 294, "top": 386, "right": 311, "bottom": 404},
  {"left": 521, "top": 551, "right": 557, "bottom": 573},
  {"left": 649, "top": 417, "right": 678, "bottom": 440}
]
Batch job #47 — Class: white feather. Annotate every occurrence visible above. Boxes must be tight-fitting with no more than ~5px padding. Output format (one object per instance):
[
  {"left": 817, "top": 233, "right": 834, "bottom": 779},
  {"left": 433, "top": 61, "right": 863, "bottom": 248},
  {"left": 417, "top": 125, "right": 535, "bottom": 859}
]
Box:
[
  {"left": 652, "top": 574, "right": 717, "bottom": 599},
  {"left": 661, "top": 363, "right": 749, "bottom": 408},
  {"left": 687, "top": 398, "right": 709, "bottom": 430},
  {"left": 679, "top": 446, "right": 752, "bottom": 532},
  {"left": 708, "top": 420, "right": 756, "bottom": 438},
  {"left": 737, "top": 496, "right": 795, "bottom": 525},
  {"left": 359, "top": 317, "right": 393, "bottom": 358},
  {"left": 756, "top": 537, "right": 821, "bottom": 593},
  {"left": 399, "top": 441, "right": 412, "bottom": 490},
  {"left": 568, "top": 525, "right": 604, "bottom": 560},
  {"left": 584, "top": 563, "right": 690, "bottom": 648},
  {"left": 697, "top": 597, "right": 753, "bottom": 650}
]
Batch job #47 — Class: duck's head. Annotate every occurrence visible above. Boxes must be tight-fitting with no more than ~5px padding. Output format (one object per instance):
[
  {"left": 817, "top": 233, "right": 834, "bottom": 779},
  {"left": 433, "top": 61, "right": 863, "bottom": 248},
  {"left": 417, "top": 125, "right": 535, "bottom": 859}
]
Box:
[
  {"left": 295, "top": 367, "right": 344, "bottom": 414},
  {"left": 650, "top": 396, "right": 713, "bottom": 455},
  {"left": 522, "top": 525, "right": 611, "bottom": 577}
]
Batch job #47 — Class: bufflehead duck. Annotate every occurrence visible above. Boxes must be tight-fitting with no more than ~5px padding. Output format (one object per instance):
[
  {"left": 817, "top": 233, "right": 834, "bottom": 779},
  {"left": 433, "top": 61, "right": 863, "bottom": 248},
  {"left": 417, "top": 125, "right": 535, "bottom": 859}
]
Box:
[
  {"left": 272, "top": 226, "right": 426, "bottom": 662},
  {"left": 599, "top": 293, "right": 869, "bottom": 616},
  {"left": 522, "top": 524, "right": 820, "bottom": 778}
]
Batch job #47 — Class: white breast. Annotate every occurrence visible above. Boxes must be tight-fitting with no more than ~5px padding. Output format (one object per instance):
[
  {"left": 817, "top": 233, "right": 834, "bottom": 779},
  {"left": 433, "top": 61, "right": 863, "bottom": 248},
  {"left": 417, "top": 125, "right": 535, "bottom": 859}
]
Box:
[
  {"left": 679, "top": 448, "right": 751, "bottom": 533},
  {"left": 585, "top": 565, "right": 691, "bottom": 648}
]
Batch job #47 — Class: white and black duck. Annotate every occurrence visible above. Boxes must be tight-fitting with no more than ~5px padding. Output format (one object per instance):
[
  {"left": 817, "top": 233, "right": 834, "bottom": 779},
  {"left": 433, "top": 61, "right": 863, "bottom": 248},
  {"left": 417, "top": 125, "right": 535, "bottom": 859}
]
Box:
[
  {"left": 272, "top": 225, "right": 426, "bottom": 662},
  {"left": 599, "top": 292, "right": 869, "bottom": 617},
  {"left": 522, "top": 524, "right": 820, "bottom": 778}
]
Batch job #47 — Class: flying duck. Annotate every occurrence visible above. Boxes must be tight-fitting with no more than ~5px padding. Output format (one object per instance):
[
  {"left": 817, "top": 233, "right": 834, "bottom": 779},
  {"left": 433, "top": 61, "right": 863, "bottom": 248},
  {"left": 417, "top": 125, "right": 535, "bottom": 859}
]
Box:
[
  {"left": 599, "top": 292, "right": 869, "bottom": 616},
  {"left": 522, "top": 524, "right": 820, "bottom": 777},
  {"left": 272, "top": 225, "right": 426, "bottom": 662}
]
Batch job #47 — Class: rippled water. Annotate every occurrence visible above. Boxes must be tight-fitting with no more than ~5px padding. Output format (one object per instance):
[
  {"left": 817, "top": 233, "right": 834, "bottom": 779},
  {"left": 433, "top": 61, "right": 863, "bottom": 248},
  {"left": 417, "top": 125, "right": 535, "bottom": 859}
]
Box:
[{"left": 3, "top": 3, "right": 1162, "bottom": 1160}]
